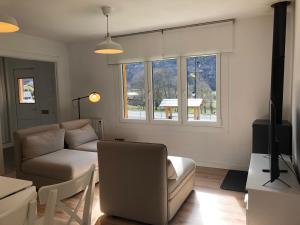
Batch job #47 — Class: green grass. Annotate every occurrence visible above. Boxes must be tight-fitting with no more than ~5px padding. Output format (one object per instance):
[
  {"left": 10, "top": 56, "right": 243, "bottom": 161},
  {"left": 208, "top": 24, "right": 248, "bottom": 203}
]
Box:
[{"left": 128, "top": 105, "right": 145, "bottom": 110}]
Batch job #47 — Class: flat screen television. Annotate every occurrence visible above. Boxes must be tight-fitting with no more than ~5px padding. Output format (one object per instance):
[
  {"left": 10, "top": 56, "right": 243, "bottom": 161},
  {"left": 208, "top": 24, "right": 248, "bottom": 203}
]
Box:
[
  {"left": 266, "top": 1, "right": 290, "bottom": 183},
  {"left": 269, "top": 100, "right": 280, "bottom": 182}
]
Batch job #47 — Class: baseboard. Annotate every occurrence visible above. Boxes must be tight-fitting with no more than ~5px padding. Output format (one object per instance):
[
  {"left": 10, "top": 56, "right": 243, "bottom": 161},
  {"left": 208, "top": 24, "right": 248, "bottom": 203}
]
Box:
[{"left": 195, "top": 160, "right": 248, "bottom": 171}]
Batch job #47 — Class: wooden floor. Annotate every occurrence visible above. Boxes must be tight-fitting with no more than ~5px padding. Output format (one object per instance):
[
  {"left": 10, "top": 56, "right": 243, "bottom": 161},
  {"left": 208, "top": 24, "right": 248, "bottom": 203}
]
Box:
[{"left": 36, "top": 167, "right": 246, "bottom": 225}]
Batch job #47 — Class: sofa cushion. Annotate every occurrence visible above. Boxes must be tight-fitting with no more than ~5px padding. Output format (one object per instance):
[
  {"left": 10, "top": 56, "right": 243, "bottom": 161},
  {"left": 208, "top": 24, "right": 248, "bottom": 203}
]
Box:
[
  {"left": 21, "top": 149, "right": 98, "bottom": 181},
  {"left": 60, "top": 119, "right": 90, "bottom": 130},
  {"left": 168, "top": 156, "right": 196, "bottom": 200},
  {"left": 75, "top": 140, "right": 98, "bottom": 152},
  {"left": 22, "top": 129, "right": 65, "bottom": 160},
  {"left": 167, "top": 157, "right": 177, "bottom": 179},
  {"left": 65, "top": 124, "right": 98, "bottom": 148}
]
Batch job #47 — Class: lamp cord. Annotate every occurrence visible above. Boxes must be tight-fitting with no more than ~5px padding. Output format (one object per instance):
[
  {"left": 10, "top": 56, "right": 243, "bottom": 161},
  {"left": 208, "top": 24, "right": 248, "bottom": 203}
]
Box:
[{"left": 106, "top": 14, "right": 109, "bottom": 37}]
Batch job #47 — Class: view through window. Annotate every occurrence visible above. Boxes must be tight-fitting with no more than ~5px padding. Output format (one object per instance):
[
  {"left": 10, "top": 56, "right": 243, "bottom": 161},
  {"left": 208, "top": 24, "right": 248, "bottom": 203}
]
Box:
[
  {"left": 18, "top": 78, "right": 35, "bottom": 104},
  {"left": 186, "top": 55, "right": 217, "bottom": 122},
  {"left": 121, "top": 54, "right": 219, "bottom": 124},
  {"left": 152, "top": 59, "right": 178, "bottom": 120},
  {"left": 122, "top": 62, "right": 146, "bottom": 120}
]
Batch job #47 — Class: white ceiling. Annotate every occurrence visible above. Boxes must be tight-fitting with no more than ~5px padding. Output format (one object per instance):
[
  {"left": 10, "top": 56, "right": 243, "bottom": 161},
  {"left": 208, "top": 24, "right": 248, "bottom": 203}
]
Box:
[{"left": 0, "top": 0, "right": 278, "bottom": 43}]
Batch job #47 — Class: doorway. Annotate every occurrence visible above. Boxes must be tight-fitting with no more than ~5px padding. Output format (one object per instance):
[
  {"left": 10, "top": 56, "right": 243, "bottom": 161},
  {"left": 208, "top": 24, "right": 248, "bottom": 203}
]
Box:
[{"left": 0, "top": 57, "right": 58, "bottom": 173}]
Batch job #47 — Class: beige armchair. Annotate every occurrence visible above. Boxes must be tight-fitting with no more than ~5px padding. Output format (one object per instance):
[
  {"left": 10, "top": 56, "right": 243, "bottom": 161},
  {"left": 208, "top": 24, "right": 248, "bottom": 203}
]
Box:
[
  {"left": 14, "top": 123, "right": 98, "bottom": 188},
  {"left": 97, "top": 141, "right": 196, "bottom": 225}
]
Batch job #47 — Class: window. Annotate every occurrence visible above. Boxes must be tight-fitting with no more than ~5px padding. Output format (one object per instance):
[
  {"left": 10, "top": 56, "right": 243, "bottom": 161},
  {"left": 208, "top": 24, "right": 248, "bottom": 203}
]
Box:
[
  {"left": 119, "top": 54, "right": 220, "bottom": 125},
  {"left": 186, "top": 55, "right": 217, "bottom": 122},
  {"left": 122, "top": 62, "right": 146, "bottom": 120},
  {"left": 18, "top": 78, "right": 35, "bottom": 104},
  {"left": 152, "top": 59, "right": 178, "bottom": 121}
]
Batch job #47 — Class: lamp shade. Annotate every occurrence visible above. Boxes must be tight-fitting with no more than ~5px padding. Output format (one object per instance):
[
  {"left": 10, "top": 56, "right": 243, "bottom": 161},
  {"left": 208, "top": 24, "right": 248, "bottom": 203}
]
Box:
[
  {"left": 0, "top": 15, "right": 19, "bottom": 33},
  {"left": 94, "top": 36, "right": 124, "bottom": 54},
  {"left": 88, "top": 92, "right": 101, "bottom": 103}
]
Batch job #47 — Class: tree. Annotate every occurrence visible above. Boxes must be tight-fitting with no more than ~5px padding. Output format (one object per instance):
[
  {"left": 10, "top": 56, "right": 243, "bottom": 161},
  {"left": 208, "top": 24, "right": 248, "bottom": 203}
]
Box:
[{"left": 153, "top": 67, "right": 177, "bottom": 109}]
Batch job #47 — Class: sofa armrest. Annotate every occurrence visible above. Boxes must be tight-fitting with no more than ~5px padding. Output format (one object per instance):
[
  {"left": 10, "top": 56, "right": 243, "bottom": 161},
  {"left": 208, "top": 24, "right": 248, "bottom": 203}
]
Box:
[{"left": 98, "top": 141, "right": 168, "bottom": 225}]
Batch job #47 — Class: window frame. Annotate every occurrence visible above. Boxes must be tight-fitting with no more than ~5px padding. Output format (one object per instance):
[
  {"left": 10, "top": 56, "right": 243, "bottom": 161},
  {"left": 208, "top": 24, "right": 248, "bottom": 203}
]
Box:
[
  {"left": 119, "top": 61, "right": 149, "bottom": 123},
  {"left": 181, "top": 53, "right": 222, "bottom": 127},
  {"left": 117, "top": 53, "right": 222, "bottom": 127}
]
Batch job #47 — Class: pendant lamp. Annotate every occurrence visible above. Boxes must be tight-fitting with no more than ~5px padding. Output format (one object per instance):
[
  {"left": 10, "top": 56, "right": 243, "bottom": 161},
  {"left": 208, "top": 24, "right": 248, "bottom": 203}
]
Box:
[
  {"left": 94, "top": 6, "right": 124, "bottom": 54},
  {"left": 0, "top": 15, "right": 19, "bottom": 33}
]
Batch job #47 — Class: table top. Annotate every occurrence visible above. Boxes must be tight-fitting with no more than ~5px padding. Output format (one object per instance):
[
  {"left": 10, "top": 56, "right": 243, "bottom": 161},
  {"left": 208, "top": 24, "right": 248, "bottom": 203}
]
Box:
[{"left": 0, "top": 176, "right": 32, "bottom": 199}]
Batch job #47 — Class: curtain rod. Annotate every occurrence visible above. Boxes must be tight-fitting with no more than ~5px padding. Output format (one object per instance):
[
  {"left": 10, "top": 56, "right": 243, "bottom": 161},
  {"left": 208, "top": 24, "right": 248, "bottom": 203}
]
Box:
[{"left": 112, "top": 18, "right": 235, "bottom": 39}]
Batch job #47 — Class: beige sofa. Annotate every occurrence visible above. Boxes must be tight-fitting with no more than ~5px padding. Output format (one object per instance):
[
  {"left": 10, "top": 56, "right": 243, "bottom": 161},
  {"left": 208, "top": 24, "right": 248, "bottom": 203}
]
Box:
[
  {"left": 14, "top": 119, "right": 99, "bottom": 188},
  {"left": 98, "top": 141, "right": 196, "bottom": 225}
]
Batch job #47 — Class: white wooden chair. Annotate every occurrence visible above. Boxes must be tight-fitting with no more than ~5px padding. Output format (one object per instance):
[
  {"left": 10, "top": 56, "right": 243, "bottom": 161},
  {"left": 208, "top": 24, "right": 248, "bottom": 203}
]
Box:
[
  {"left": 0, "top": 186, "right": 37, "bottom": 225},
  {"left": 35, "top": 165, "right": 96, "bottom": 225}
]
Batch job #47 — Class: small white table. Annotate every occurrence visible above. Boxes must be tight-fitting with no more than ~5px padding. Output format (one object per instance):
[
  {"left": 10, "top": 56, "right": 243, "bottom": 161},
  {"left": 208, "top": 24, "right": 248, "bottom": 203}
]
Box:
[{"left": 0, "top": 176, "right": 32, "bottom": 200}]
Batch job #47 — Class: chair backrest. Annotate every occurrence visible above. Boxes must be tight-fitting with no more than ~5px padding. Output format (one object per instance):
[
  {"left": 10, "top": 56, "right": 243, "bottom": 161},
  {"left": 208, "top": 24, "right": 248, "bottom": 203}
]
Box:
[
  {"left": 13, "top": 124, "right": 60, "bottom": 172},
  {"left": 98, "top": 141, "right": 168, "bottom": 225},
  {"left": 0, "top": 186, "right": 37, "bottom": 225},
  {"left": 38, "top": 165, "right": 95, "bottom": 225}
]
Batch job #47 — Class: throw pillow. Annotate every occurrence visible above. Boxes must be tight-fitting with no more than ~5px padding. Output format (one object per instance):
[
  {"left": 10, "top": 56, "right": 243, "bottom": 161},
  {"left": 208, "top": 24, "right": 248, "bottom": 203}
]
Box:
[
  {"left": 65, "top": 124, "right": 98, "bottom": 148},
  {"left": 167, "top": 158, "right": 178, "bottom": 179},
  {"left": 22, "top": 129, "right": 65, "bottom": 160}
]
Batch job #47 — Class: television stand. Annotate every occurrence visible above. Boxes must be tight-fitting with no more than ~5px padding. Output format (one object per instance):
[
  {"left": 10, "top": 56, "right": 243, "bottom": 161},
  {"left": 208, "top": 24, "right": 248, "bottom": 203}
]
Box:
[{"left": 246, "top": 154, "right": 300, "bottom": 225}]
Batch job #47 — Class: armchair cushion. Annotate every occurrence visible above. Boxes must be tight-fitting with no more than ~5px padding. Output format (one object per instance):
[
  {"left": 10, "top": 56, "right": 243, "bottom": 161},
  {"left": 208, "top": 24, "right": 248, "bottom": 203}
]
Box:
[
  {"left": 22, "top": 129, "right": 65, "bottom": 160},
  {"left": 65, "top": 124, "right": 98, "bottom": 148},
  {"left": 21, "top": 149, "right": 98, "bottom": 181},
  {"left": 167, "top": 156, "right": 196, "bottom": 199}
]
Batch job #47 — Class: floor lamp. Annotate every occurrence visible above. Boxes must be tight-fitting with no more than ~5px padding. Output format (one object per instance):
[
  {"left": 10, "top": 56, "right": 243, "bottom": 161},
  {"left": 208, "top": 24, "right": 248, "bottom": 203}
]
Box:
[{"left": 72, "top": 92, "right": 101, "bottom": 119}]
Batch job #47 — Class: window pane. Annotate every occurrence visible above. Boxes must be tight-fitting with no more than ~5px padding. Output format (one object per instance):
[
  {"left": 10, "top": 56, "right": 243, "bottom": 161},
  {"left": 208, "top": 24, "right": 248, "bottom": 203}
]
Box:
[
  {"left": 122, "top": 62, "right": 146, "bottom": 120},
  {"left": 152, "top": 59, "right": 178, "bottom": 120},
  {"left": 187, "top": 55, "right": 217, "bottom": 122},
  {"left": 18, "top": 78, "right": 35, "bottom": 104}
]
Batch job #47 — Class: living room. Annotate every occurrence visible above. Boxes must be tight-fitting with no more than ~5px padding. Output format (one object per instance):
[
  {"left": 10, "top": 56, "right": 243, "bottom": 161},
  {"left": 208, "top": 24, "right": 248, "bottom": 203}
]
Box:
[{"left": 0, "top": 0, "right": 300, "bottom": 225}]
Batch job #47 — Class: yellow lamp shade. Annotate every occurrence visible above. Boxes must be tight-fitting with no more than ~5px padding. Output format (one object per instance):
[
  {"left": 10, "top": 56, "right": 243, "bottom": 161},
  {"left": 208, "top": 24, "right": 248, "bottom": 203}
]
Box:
[
  {"left": 88, "top": 92, "right": 101, "bottom": 103},
  {"left": 0, "top": 15, "right": 19, "bottom": 33},
  {"left": 94, "top": 48, "right": 123, "bottom": 54}
]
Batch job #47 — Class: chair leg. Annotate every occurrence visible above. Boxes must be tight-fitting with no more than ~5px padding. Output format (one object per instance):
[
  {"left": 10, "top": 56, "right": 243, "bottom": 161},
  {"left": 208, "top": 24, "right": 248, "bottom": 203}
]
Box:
[{"left": 43, "top": 189, "right": 58, "bottom": 225}]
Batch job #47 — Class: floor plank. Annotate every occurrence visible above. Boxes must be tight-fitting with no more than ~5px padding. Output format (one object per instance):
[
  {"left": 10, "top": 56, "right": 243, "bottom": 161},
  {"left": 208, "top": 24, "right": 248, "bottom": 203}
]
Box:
[
  {"left": 5, "top": 166, "right": 246, "bottom": 225},
  {"left": 41, "top": 167, "right": 246, "bottom": 225}
]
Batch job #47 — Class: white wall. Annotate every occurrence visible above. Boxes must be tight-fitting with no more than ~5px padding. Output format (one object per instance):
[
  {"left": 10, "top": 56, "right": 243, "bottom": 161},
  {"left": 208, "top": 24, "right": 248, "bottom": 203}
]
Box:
[
  {"left": 0, "top": 32, "right": 72, "bottom": 121},
  {"left": 69, "top": 15, "right": 293, "bottom": 170},
  {"left": 0, "top": 32, "right": 72, "bottom": 174}
]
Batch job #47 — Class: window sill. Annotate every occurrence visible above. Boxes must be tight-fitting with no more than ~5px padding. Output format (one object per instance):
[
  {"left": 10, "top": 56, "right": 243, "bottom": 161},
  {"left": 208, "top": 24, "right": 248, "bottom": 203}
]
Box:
[{"left": 118, "top": 118, "right": 223, "bottom": 128}]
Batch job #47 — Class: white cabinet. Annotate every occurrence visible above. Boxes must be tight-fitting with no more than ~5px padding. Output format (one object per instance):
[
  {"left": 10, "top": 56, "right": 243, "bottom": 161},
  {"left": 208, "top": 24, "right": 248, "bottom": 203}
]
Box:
[{"left": 246, "top": 154, "right": 300, "bottom": 225}]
